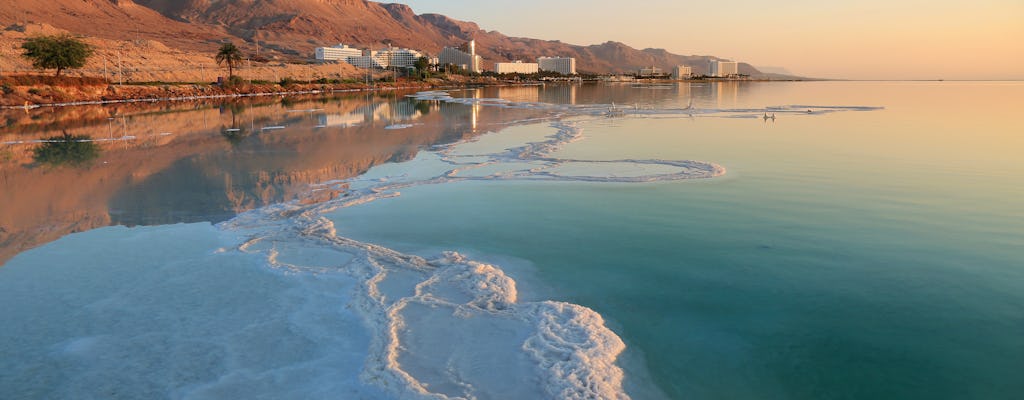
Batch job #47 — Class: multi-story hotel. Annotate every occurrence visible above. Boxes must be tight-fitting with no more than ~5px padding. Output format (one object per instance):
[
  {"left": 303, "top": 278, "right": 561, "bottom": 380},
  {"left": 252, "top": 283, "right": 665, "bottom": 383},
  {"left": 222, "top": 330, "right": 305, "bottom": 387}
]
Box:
[
  {"left": 439, "top": 40, "right": 482, "bottom": 73},
  {"left": 316, "top": 44, "right": 424, "bottom": 70},
  {"left": 708, "top": 60, "right": 739, "bottom": 77},
  {"left": 538, "top": 56, "right": 576, "bottom": 75},
  {"left": 494, "top": 61, "right": 539, "bottom": 74},
  {"left": 370, "top": 47, "right": 425, "bottom": 69},
  {"left": 638, "top": 66, "right": 663, "bottom": 77},
  {"left": 315, "top": 44, "right": 364, "bottom": 62},
  {"left": 673, "top": 65, "right": 693, "bottom": 79}
]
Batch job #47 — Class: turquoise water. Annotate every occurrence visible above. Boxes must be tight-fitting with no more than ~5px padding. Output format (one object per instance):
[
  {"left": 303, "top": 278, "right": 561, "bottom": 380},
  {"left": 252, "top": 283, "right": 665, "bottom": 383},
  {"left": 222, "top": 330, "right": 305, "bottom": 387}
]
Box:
[
  {"left": 2, "top": 82, "right": 1022, "bottom": 399},
  {"left": 332, "top": 82, "right": 1024, "bottom": 399}
]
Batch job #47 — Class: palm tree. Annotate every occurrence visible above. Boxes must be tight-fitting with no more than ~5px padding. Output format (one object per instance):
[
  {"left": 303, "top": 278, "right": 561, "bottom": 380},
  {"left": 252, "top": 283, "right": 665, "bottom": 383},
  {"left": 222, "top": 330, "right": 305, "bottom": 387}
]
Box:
[{"left": 215, "top": 42, "right": 243, "bottom": 78}]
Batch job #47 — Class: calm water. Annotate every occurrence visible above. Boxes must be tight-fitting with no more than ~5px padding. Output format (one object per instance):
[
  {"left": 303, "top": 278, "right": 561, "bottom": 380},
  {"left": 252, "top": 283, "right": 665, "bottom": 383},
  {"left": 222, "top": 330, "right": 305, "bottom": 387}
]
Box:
[{"left": 2, "top": 82, "right": 1022, "bottom": 399}]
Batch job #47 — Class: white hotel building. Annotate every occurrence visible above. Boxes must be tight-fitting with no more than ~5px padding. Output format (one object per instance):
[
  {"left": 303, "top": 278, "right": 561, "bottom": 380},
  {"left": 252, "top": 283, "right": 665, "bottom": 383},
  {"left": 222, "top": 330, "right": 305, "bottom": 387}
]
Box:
[
  {"left": 371, "top": 47, "right": 424, "bottom": 69},
  {"left": 673, "top": 65, "right": 693, "bottom": 79},
  {"left": 316, "top": 44, "right": 424, "bottom": 69},
  {"left": 494, "top": 61, "right": 539, "bottom": 74},
  {"left": 315, "top": 44, "right": 363, "bottom": 62},
  {"left": 708, "top": 60, "right": 739, "bottom": 77},
  {"left": 439, "top": 40, "right": 482, "bottom": 73},
  {"left": 538, "top": 57, "right": 576, "bottom": 75}
]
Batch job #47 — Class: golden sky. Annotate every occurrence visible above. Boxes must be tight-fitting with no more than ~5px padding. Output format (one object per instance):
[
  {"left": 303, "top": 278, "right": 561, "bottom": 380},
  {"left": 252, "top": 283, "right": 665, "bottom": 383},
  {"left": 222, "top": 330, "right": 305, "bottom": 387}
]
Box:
[{"left": 393, "top": 0, "right": 1024, "bottom": 79}]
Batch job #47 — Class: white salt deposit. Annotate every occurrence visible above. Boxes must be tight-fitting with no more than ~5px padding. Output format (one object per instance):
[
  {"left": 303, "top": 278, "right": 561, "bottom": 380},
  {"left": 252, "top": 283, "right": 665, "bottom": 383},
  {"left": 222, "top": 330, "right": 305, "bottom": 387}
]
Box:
[{"left": 0, "top": 88, "right": 884, "bottom": 399}]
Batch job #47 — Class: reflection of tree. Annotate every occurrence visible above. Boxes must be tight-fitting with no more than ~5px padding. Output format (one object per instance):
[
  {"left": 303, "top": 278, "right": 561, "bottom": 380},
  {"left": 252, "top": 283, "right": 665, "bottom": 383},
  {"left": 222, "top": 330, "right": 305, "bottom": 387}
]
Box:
[
  {"left": 414, "top": 101, "right": 432, "bottom": 116},
  {"left": 221, "top": 106, "right": 251, "bottom": 146},
  {"left": 32, "top": 132, "right": 100, "bottom": 166},
  {"left": 221, "top": 126, "right": 251, "bottom": 146}
]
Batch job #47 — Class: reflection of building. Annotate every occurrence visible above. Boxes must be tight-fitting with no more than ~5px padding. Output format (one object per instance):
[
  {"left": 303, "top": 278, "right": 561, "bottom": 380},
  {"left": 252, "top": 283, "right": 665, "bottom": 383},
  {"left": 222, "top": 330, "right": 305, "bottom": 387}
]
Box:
[
  {"left": 494, "top": 61, "right": 539, "bottom": 74},
  {"left": 319, "top": 100, "right": 425, "bottom": 127},
  {"left": 319, "top": 113, "right": 364, "bottom": 128},
  {"left": 538, "top": 57, "right": 576, "bottom": 75},
  {"left": 315, "top": 44, "right": 363, "bottom": 61},
  {"left": 709, "top": 60, "right": 739, "bottom": 77},
  {"left": 439, "top": 40, "right": 482, "bottom": 73},
  {"left": 496, "top": 86, "right": 541, "bottom": 103},
  {"left": 539, "top": 85, "right": 577, "bottom": 105},
  {"left": 495, "top": 85, "right": 576, "bottom": 104},
  {"left": 673, "top": 65, "right": 692, "bottom": 79},
  {"left": 714, "top": 81, "right": 739, "bottom": 107}
]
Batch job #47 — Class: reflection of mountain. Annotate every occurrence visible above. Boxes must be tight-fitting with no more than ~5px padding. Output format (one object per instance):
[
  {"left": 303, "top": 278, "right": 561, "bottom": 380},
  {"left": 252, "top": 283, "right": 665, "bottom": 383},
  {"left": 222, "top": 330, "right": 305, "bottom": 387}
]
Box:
[{"left": 0, "top": 92, "right": 542, "bottom": 265}]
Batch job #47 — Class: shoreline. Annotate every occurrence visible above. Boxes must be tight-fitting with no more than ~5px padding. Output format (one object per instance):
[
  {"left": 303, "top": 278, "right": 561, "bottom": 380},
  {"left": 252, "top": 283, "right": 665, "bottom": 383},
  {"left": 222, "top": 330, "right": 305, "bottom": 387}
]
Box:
[{"left": 1, "top": 75, "right": 810, "bottom": 110}]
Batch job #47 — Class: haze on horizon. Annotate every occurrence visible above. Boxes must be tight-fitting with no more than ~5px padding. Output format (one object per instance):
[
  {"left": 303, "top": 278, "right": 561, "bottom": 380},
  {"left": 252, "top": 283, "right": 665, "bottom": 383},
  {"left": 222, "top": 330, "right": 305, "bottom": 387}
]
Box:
[{"left": 390, "top": 0, "right": 1023, "bottom": 80}]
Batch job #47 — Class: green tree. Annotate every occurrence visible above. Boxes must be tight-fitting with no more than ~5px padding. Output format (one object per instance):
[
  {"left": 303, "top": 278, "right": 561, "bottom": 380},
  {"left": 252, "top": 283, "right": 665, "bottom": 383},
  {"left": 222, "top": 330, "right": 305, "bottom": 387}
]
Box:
[
  {"left": 413, "top": 56, "right": 431, "bottom": 80},
  {"left": 21, "top": 35, "right": 94, "bottom": 77},
  {"left": 216, "top": 42, "right": 243, "bottom": 78}
]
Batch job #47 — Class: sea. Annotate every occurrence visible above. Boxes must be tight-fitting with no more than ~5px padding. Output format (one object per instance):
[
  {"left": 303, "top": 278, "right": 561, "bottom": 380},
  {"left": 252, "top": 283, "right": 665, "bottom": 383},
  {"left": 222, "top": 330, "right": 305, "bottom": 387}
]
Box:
[{"left": 1, "top": 81, "right": 1021, "bottom": 399}]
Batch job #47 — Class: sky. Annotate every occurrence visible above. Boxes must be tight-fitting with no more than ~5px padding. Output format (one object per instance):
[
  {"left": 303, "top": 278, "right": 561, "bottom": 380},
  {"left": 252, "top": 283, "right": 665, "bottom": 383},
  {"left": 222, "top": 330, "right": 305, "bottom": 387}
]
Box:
[{"left": 388, "top": 0, "right": 1024, "bottom": 80}]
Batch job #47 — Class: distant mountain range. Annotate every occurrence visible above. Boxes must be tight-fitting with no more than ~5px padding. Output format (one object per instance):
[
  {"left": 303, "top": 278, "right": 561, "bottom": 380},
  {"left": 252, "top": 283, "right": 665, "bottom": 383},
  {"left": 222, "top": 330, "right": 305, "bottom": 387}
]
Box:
[{"left": 1, "top": 0, "right": 768, "bottom": 76}]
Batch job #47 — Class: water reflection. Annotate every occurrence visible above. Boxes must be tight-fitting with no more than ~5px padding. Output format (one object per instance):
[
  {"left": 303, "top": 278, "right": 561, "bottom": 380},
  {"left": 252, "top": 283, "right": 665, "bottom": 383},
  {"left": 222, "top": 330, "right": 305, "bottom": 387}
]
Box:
[
  {"left": 31, "top": 132, "right": 102, "bottom": 166},
  {"left": 0, "top": 91, "right": 543, "bottom": 264},
  {"left": 1, "top": 82, "right": 776, "bottom": 265}
]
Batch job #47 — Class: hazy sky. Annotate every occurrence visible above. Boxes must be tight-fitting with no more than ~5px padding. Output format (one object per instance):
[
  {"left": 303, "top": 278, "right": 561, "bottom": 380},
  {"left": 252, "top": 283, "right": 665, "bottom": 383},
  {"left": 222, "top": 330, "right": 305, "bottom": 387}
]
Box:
[{"left": 389, "top": 0, "right": 1023, "bottom": 79}]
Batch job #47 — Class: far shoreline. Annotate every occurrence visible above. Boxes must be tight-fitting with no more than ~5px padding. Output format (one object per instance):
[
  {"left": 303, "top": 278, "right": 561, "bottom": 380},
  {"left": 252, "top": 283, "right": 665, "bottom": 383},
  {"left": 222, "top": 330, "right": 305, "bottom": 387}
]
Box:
[{"left": 1, "top": 74, "right": 813, "bottom": 110}]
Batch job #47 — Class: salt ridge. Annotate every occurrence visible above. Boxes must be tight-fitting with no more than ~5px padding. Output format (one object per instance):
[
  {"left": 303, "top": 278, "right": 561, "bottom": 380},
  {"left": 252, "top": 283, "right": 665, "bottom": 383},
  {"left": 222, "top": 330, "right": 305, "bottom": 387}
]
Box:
[{"left": 214, "top": 91, "right": 879, "bottom": 398}]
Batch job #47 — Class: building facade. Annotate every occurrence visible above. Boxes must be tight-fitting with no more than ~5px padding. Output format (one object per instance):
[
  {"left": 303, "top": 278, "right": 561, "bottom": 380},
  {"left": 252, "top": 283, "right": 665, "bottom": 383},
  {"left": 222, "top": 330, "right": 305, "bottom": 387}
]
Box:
[
  {"left": 315, "top": 44, "right": 364, "bottom": 62},
  {"left": 494, "top": 61, "right": 539, "bottom": 74},
  {"left": 370, "top": 47, "right": 424, "bottom": 69},
  {"left": 538, "top": 57, "right": 576, "bottom": 75},
  {"left": 439, "top": 40, "right": 482, "bottom": 73},
  {"left": 708, "top": 60, "right": 739, "bottom": 77},
  {"left": 345, "top": 56, "right": 380, "bottom": 69},
  {"left": 638, "top": 66, "right": 663, "bottom": 77},
  {"left": 673, "top": 65, "right": 692, "bottom": 79}
]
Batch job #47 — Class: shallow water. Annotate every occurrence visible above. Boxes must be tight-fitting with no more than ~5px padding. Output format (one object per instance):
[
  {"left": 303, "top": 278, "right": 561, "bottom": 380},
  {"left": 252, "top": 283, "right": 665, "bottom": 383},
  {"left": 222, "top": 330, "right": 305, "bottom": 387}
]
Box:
[{"left": 2, "top": 82, "right": 1023, "bottom": 399}]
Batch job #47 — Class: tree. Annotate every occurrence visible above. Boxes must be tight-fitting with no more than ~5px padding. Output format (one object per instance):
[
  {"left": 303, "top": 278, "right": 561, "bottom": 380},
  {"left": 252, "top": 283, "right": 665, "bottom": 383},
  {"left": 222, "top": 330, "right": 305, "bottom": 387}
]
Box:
[
  {"left": 216, "top": 42, "right": 243, "bottom": 78},
  {"left": 21, "top": 35, "right": 94, "bottom": 77},
  {"left": 413, "top": 57, "right": 431, "bottom": 80}
]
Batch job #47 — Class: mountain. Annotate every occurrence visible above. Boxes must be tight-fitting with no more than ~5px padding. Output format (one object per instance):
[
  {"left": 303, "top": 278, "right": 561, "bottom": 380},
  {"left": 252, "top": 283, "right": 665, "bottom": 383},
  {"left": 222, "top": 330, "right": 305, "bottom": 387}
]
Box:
[
  {"left": 0, "top": 0, "right": 228, "bottom": 50},
  {"left": 1, "top": 0, "right": 763, "bottom": 75}
]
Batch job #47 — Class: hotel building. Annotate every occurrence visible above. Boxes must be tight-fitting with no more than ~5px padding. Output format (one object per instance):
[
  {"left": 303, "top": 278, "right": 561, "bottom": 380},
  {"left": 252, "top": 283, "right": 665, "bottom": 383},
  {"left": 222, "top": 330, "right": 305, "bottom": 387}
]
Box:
[
  {"left": 673, "top": 65, "right": 693, "bottom": 79},
  {"left": 439, "top": 40, "right": 482, "bottom": 73},
  {"left": 371, "top": 47, "right": 424, "bottom": 69},
  {"left": 708, "top": 60, "right": 739, "bottom": 77},
  {"left": 315, "top": 44, "right": 364, "bottom": 62},
  {"left": 494, "top": 61, "right": 539, "bottom": 74},
  {"left": 538, "top": 56, "right": 576, "bottom": 75}
]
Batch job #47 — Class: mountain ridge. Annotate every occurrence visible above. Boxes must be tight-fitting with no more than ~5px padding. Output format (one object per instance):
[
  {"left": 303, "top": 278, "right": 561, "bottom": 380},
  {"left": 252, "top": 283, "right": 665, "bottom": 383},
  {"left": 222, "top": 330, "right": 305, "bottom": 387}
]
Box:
[{"left": 2, "top": 0, "right": 764, "bottom": 76}]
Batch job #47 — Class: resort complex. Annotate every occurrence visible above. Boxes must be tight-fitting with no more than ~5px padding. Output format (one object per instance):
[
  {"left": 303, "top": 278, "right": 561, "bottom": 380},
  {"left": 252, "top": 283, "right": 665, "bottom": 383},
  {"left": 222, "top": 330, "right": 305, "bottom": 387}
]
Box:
[{"left": 312, "top": 40, "right": 751, "bottom": 81}]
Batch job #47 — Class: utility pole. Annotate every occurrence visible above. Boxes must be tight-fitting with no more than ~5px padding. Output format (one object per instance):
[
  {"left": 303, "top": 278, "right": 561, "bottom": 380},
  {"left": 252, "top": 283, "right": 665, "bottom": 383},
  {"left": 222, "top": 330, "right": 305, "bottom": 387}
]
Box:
[{"left": 117, "top": 51, "right": 123, "bottom": 85}]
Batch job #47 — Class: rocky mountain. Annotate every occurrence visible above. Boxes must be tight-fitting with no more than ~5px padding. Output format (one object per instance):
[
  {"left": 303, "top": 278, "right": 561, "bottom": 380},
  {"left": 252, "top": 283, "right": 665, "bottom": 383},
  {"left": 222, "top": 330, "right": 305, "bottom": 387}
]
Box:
[{"left": 2, "top": 0, "right": 762, "bottom": 75}]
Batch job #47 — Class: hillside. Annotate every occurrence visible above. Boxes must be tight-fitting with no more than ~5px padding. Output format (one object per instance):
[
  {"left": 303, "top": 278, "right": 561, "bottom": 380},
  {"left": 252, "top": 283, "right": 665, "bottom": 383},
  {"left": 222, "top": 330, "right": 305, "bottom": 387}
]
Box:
[{"left": 1, "top": 0, "right": 762, "bottom": 75}]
